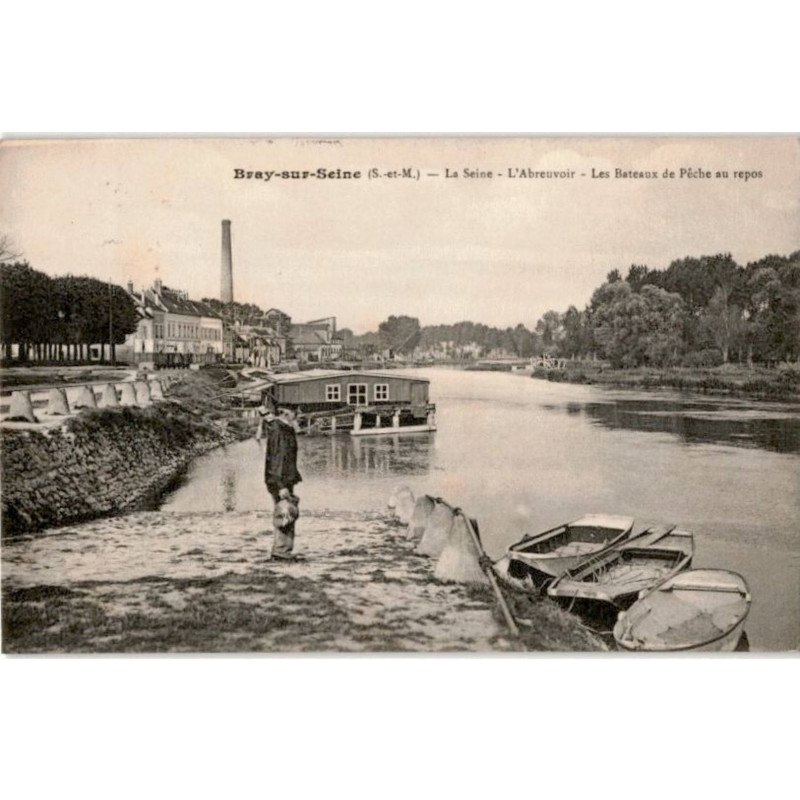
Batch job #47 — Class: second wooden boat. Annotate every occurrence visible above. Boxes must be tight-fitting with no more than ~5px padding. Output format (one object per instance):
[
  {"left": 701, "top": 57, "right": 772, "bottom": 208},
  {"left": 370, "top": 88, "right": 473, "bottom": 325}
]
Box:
[{"left": 546, "top": 525, "right": 694, "bottom": 612}]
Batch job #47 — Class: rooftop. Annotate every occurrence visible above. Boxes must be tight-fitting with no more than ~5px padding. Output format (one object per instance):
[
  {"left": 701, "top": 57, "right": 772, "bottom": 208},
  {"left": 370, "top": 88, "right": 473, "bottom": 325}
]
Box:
[
  {"left": 264, "top": 369, "right": 429, "bottom": 384},
  {"left": 134, "top": 284, "right": 222, "bottom": 320}
]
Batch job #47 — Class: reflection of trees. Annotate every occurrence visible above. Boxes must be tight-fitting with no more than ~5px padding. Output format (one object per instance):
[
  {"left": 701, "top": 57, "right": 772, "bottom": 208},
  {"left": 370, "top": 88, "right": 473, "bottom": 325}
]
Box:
[
  {"left": 299, "top": 435, "right": 433, "bottom": 478},
  {"left": 578, "top": 400, "right": 799, "bottom": 454}
]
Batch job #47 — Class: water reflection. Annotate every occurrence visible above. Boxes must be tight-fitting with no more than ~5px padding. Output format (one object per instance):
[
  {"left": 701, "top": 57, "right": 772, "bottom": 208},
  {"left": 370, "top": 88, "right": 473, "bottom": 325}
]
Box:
[
  {"left": 542, "top": 398, "right": 800, "bottom": 454},
  {"left": 221, "top": 468, "right": 237, "bottom": 512},
  {"left": 300, "top": 434, "right": 434, "bottom": 478}
]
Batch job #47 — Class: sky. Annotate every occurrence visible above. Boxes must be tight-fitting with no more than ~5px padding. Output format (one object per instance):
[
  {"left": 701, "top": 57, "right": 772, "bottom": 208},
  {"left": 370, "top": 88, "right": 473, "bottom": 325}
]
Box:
[{"left": 1, "top": 137, "right": 798, "bottom": 334}]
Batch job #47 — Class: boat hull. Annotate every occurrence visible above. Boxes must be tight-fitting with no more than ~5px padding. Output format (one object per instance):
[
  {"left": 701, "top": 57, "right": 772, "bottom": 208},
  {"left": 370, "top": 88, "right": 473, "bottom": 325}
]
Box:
[
  {"left": 612, "top": 569, "right": 750, "bottom": 652},
  {"left": 614, "top": 617, "right": 746, "bottom": 653},
  {"left": 350, "top": 423, "right": 436, "bottom": 437},
  {"left": 492, "top": 556, "right": 539, "bottom": 593}
]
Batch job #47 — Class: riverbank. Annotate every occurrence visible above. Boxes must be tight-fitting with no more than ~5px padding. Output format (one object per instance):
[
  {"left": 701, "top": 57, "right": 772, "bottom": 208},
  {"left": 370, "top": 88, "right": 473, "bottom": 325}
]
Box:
[
  {"left": 0, "top": 371, "right": 251, "bottom": 535},
  {"left": 1, "top": 508, "right": 603, "bottom": 653},
  {"left": 531, "top": 362, "right": 800, "bottom": 401}
]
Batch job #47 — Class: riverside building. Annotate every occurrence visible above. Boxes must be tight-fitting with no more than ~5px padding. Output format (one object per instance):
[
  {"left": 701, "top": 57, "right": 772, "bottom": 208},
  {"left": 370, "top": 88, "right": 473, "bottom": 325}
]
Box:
[{"left": 118, "top": 279, "right": 224, "bottom": 366}]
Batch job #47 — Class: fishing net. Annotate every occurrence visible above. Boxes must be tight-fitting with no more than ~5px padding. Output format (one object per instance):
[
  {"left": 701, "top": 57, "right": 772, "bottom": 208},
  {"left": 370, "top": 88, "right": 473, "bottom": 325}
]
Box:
[
  {"left": 594, "top": 563, "right": 671, "bottom": 587},
  {"left": 406, "top": 495, "right": 436, "bottom": 541},
  {"left": 434, "top": 514, "right": 488, "bottom": 586},
  {"left": 552, "top": 542, "right": 602, "bottom": 558},
  {"left": 416, "top": 502, "right": 455, "bottom": 557}
]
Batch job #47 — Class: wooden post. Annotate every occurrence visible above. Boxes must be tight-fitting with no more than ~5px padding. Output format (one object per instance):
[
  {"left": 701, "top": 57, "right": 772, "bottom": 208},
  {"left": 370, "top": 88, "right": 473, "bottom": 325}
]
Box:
[
  {"left": 375, "top": 414, "right": 381, "bottom": 428},
  {"left": 353, "top": 411, "right": 362, "bottom": 432},
  {"left": 459, "top": 512, "right": 520, "bottom": 638},
  {"left": 392, "top": 411, "right": 400, "bottom": 428},
  {"left": 331, "top": 415, "right": 337, "bottom": 434}
]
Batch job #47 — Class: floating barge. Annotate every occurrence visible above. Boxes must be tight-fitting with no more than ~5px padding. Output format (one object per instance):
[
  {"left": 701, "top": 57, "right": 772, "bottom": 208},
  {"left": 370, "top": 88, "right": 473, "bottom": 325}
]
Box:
[{"left": 259, "top": 369, "right": 436, "bottom": 436}]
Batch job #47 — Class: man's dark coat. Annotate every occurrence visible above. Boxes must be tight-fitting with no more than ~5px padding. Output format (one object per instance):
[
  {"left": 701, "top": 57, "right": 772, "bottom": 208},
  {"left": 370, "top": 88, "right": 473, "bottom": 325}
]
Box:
[{"left": 264, "top": 418, "right": 302, "bottom": 489}]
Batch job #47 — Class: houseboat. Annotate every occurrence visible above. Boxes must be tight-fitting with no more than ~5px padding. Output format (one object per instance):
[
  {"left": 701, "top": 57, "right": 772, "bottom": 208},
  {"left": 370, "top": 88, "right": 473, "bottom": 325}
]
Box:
[{"left": 259, "top": 369, "right": 436, "bottom": 436}]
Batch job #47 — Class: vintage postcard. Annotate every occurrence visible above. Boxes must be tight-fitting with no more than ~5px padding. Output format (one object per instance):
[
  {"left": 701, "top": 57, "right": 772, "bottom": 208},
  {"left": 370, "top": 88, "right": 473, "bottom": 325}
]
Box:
[{"left": 1, "top": 136, "right": 798, "bottom": 654}]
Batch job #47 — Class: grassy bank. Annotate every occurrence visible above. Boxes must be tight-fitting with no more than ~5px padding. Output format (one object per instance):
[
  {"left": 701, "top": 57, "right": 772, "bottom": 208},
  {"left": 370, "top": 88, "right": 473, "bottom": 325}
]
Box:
[
  {"left": 2, "top": 509, "right": 603, "bottom": 653},
  {"left": 531, "top": 362, "right": 800, "bottom": 401}
]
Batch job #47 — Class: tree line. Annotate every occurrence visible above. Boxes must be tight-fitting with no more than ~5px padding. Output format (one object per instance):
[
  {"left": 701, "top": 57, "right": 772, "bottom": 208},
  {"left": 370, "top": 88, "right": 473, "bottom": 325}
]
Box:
[
  {"left": 201, "top": 298, "right": 293, "bottom": 337},
  {"left": 551, "top": 252, "right": 799, "bottom": 368},
  {"left": 0, "top": 261, "right": 140, "bottom": 363},
  {"left": 351, "top": 251, "right": 799, "bottom": 368},
  {"left": 343, "top": 315, "right": 544, "bottom": 359}
]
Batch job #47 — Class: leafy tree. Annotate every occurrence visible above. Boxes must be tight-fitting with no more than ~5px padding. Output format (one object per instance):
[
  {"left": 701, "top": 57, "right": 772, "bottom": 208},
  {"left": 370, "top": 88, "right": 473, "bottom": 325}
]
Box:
[
  {"left": 744, "top": 253, "right": 800, "bottom": 363},
  {"left": 655, "top": 253, "right": 740, "bottom": 313},
  {"left": 535, "top": 310, "right": 563, "bottom": 352},
  {"left": 0, "top": 235, "right": 22, "bottom": 265},
  {"left": 701, "top": 286, "right": 746, "bottom": 363},
  {"left": 0, "top": 262, "right": 52, "bottom": 360},
  {"left": 592, "top": 281, "right": 685, "bottom": 368},
  {"left": 378, "top": 315, "right": 421, "bottom": 354},
  {"left": 560, "top": 305, "right": 591, "bottom": 358},
  {"left": 625, "top": 264, "right": 654, "bottom": 291}
]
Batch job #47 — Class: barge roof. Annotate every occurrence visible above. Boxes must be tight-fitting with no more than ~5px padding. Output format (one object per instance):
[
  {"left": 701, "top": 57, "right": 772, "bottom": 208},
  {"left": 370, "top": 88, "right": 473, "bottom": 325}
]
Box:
[{"left": 264, "top": 369, "right": 430, "bottom": 384}]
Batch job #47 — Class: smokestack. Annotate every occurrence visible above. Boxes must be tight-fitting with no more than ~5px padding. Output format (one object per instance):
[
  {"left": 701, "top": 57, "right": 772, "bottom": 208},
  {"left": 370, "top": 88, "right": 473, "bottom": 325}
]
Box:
[{"left": 221, "top": 219, "right": 233, "bottom": 303}]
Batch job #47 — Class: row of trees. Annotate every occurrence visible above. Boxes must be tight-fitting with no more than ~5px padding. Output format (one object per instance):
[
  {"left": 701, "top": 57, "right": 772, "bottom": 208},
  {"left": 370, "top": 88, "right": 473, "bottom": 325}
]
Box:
[
  {"left": 0, "top": 261, "right": 139, "bottom": 363},
  {"left": 344, "top": 315, "right": 545, "bottom": 359},
  {"left": 544, "top": 252, "right": 800, "bottom": 368},
  {"left": 350, "top": 251, "right": 799, "bottom": 369},
  {"left": 201, "top": 299, "right": 293, "bottom": 338}
]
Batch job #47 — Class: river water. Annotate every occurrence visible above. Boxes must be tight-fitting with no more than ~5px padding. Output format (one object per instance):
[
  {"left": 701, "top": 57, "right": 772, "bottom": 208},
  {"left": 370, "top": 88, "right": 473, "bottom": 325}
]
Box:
[{"left": 163, "top": 368, "right": 800, "bottom": 651}]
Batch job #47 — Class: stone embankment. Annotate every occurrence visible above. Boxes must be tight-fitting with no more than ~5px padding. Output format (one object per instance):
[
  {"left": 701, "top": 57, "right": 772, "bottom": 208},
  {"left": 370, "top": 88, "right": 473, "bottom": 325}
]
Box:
[{"left": 1, "top": 372, "right": 248, "bottom": 535}]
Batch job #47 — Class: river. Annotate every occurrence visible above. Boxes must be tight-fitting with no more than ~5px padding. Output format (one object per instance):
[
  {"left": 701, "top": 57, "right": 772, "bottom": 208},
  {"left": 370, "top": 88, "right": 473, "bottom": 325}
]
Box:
[{"left": 162, "top": 368, "right": 800, "bottom": 651}]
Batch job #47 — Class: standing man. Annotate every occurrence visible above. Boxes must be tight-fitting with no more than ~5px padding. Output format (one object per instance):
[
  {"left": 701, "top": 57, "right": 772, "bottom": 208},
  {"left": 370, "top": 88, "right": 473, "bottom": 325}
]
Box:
[{"left": 264, "top": 407, "right": 302, "bottom": 561}]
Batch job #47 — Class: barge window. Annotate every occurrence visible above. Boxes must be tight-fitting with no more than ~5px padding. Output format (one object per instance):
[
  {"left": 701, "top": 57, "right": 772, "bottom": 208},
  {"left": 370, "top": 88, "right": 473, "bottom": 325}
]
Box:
[
  {"left": 374, "top": 384, "right": 389, "bottom": 401},
  {"left": 347, "top": 384, "right": 367, "bottom": 405},
  {"left": 326, "top": 384, "right": 341, "bottom": 401}
]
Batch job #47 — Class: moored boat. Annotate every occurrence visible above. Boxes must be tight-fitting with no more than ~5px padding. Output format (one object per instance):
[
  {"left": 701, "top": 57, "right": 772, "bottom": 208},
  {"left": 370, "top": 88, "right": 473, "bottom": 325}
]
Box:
[
  {"left": 546, "top": 525, "right": 694, "bottom": 612},
  {"left": 494, "top": 514, "right": 635, "bottom": 590},
  {"left": 613, "top": 569, "right": 751, "bottom": 652}
]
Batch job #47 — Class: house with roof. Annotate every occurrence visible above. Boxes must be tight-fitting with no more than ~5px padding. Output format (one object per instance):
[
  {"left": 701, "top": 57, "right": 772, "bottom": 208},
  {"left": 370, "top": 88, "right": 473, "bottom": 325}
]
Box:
[
  {"left": 220, "top": 309, "right": 289, "bottom": 365},
  {"left": 117, "top": 279, "right": 224, "bottom": 364},
  {"left": 289, "top": 316, "right": 343, "bottom": 363}
]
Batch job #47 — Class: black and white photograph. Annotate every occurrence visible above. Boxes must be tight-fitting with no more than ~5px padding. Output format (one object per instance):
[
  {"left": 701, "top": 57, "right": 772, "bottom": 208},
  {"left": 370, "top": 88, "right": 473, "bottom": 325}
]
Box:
[{"left": 1, "top": 136, "right": 798, "bottom": 654}]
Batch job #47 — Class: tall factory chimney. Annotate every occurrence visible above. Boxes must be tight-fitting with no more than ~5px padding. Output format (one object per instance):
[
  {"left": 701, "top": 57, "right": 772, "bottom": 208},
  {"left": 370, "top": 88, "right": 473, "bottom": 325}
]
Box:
[{"left": 220, "top": 219, "right": 233, "bottom": 303}]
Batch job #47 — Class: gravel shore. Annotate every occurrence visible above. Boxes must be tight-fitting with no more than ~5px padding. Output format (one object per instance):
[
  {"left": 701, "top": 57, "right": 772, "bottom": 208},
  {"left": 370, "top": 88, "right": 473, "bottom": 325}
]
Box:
[
  {"left": 2, "top": 509, "right": 513, "bottom": 653},
  {"left": 2, "top": 507, "right": 605, "bottom": 653}
]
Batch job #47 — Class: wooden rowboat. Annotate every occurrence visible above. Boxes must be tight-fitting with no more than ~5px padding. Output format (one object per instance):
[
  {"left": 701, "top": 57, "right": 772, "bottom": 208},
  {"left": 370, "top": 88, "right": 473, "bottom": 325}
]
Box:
[
  {"left": 493, "top": 514, "right": 635, "bottom": 590},
  {"left": 613, "top": 569, "right": 751, "bottom": 652},
  {"left": 546, "top": 525, "right": 694, "bottom": 612}
]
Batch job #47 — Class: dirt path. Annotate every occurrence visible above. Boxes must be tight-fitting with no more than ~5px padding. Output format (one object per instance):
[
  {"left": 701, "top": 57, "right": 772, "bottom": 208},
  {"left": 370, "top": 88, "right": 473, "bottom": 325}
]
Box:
[{"left": 2, "top": 509, "right": 523, "bottom": 653}]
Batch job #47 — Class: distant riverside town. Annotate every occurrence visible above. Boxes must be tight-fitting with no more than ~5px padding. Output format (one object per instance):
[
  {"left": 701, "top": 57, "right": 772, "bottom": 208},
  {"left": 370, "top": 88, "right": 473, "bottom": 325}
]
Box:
[{"left": 0, "top": 224, "right": 798, "bottom": 381}]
